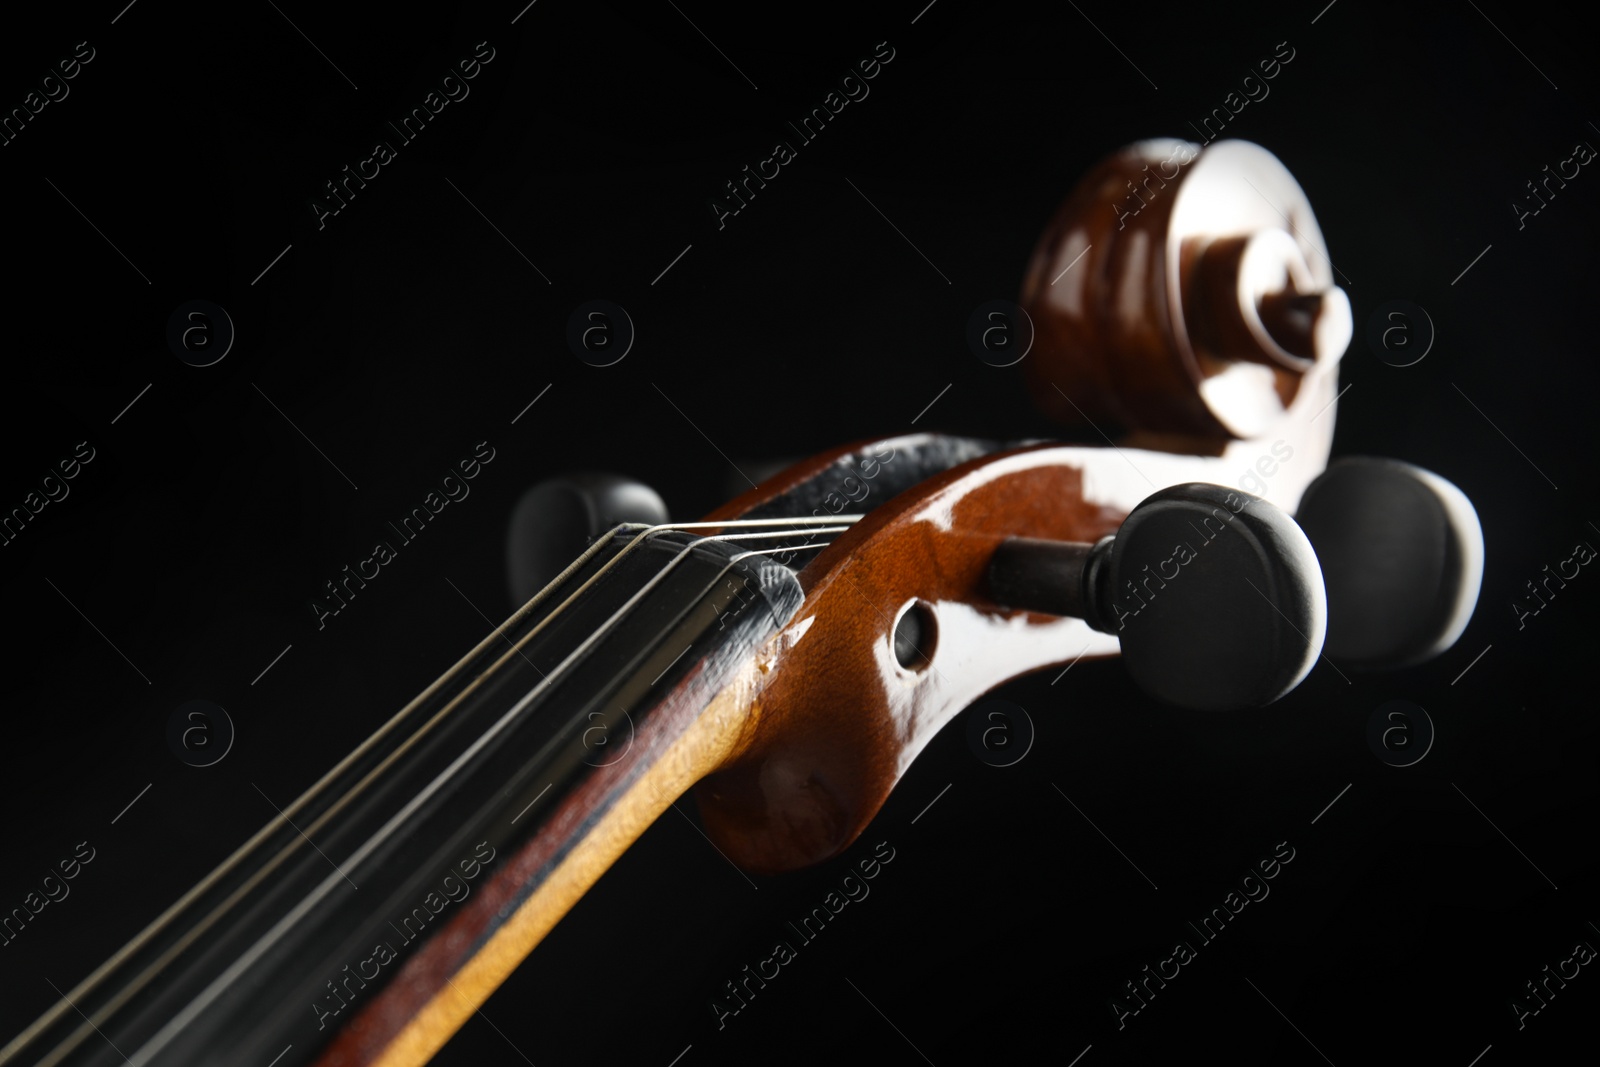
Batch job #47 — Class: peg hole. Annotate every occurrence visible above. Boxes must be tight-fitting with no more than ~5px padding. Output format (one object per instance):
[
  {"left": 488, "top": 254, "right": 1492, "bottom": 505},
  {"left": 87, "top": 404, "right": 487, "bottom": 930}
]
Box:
[{"left": 892, "top": 601, "right": 937, "bottom": 672}]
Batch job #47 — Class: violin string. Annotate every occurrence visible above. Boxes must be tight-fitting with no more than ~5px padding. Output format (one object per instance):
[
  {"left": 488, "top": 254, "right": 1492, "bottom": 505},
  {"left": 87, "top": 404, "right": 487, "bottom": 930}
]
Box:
[
  {"left": 655, "top": 515, "right": 865, "bottom": 529},
  {"left": 0, "top": 519, "right": 644, "bottom": 1067},
  {"left": 23, "top": 519, "right": 861, "bottom": 1053},
  {"left": 43, "top": 520, "right": 849, "bottom": 1067},
  {"left": 45, "top": 523, "right": 842, "bottom": 1062},
  {"left": 18, "top": 521, "right": 823, "bottom": 1064},
  {"left": 733, "top": 541, "right": 835, "bottom": 558},
  {"left": 122, "top": 521, "right": 844, "bottom": 1064}
]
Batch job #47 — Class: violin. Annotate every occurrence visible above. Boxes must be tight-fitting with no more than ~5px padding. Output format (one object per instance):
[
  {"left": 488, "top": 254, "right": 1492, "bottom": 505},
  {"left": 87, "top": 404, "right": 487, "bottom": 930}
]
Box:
[{"left": 0, "top": 137, "right": 1486, "bottom": 1067}]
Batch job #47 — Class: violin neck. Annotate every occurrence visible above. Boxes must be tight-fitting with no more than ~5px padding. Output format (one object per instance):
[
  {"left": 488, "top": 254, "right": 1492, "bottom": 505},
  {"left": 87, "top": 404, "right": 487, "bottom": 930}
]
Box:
[
  {"left": 7, "top": 529, "right": 800, "bottom": 1067},
  {"left": 305, "top": 530, "right": 803, "bottom": 1066}
]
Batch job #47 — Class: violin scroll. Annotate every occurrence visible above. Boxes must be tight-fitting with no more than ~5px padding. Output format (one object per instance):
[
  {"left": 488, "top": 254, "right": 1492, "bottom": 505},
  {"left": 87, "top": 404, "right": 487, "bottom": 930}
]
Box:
[{"left": 1021, "top": 138, "right": 1352, "bottom": 443}]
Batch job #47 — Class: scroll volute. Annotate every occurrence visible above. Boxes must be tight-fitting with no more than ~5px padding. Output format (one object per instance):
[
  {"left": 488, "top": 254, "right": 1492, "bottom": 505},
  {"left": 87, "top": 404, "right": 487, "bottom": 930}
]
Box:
[{"left": 1020, "top": 138, "right": 1352, "bottom": 443}]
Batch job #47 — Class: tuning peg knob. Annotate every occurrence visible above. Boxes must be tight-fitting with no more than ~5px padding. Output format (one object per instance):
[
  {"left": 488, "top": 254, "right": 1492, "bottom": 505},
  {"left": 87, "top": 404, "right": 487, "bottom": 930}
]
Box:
[
  {"left": 1294, "top": 457, "right": 1483, "bottom": 668},
  {"left": 506, "top": 473, "right": 669, "bottom": 607},
  {"left": 987, "top": 483, "right": 1326, "bottom": 710}
]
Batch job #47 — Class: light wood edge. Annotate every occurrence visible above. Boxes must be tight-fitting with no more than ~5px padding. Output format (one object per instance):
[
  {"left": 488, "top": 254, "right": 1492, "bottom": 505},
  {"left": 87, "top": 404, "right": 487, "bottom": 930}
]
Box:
[{"left": 368, "top": 665, "right": 762, "bottom": 1067}]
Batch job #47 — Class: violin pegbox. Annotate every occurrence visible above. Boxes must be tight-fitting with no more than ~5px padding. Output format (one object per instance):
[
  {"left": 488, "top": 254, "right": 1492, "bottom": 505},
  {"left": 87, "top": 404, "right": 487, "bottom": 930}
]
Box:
[{"left": 1021, "top": 138, "right": 1353, "bottom": 442}]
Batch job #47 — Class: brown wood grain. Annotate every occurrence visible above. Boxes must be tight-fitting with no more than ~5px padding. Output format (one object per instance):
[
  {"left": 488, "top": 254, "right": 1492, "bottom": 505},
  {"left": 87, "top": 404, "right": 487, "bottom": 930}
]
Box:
[{"left": 305, "top": 135, "right": 1347, "bottom": 1065}]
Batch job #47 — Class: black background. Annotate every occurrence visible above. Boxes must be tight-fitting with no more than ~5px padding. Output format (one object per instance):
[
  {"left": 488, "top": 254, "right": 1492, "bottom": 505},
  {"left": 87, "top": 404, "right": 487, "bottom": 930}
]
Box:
[{"left": 2, "top": 1, "right": 1597, "bottom": 1064}]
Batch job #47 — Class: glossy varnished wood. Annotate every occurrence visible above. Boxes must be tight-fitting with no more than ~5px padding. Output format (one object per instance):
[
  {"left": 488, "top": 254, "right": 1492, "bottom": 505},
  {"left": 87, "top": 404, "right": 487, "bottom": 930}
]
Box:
[
  {"left": 334, "top": 659, "right": 762, "bottom": 1067},
  {"left": 1021, "top": 138, "right": 1349, "bottom": 442},
  {"left": 696, "top": 446, "right": 1125, "bottom": 874},
  {"left": 695, "top": 354, "right": 1342, "bottom": 874}
]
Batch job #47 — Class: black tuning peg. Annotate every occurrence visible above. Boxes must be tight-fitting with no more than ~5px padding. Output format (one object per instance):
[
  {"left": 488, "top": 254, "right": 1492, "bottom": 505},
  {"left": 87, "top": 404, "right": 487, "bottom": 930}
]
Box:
[
  {"left": 986, "top": 483, "right": 1326, "bottom": 711},
  {"left": 1293, "top": 457, "right": 1482, "bottom": 669},
  {"left": 506, "top": 473, "right": 669, "bottom": 608}
]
